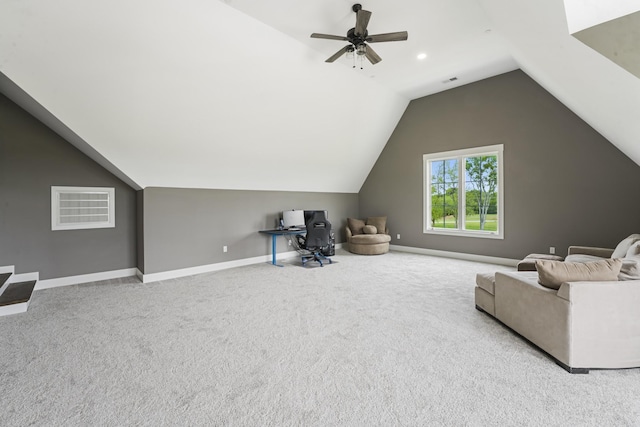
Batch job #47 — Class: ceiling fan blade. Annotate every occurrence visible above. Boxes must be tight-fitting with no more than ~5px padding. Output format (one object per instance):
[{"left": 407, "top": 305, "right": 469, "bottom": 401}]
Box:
[
  {"left": 364, "top": 45, "right": 382, "bottom": 64},
  {"left": 326, "top": 45, "right": 351, "bottom": 63},
  {"left": 366, "top": 31, "right": 409, "bottom": 43},
  {"left": 354, "top": 9, "right": 372, "bottom": 36},
  {"left": 310, "top": 33, "right": 349, "bottom": 41}
]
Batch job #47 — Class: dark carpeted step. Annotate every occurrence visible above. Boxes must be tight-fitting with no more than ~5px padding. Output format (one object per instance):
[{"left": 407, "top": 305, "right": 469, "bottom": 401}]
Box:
[
  {"left": 0, "top": 272, "right": 11, "bottom": 288},
  {"left": 0, "top": 280, "right": 36, "bottom": 307}
]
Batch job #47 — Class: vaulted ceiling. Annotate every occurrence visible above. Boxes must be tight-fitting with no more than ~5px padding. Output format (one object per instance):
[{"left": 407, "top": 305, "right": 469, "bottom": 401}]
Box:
[{"left": 1, "top": 0, "right": 638, "bottom": 193}]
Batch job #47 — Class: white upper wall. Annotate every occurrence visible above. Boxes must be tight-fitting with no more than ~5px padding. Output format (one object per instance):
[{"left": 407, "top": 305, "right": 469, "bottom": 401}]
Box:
[
  {"left": 0, "top": 0, "right": 407, "bottom": 193},
  {"left": 479, "top": 0, "right": 640, "bottom": 167}
]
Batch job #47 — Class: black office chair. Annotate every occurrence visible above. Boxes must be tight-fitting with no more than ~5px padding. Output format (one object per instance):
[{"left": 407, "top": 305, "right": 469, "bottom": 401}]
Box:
[{"left": 299, "top": 211, "right": 333, "bottom": 267}]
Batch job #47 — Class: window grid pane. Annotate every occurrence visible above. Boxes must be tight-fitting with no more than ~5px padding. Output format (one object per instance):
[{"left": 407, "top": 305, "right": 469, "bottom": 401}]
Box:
[
  {"left": 424, "top": 145, "right": 502, "bottom": 239},
  {"left": 430, "top": 159, "right": 459, "bottom": 229},
  {"left": 464, "top": 155, "right": 498, "bottom": 232}
]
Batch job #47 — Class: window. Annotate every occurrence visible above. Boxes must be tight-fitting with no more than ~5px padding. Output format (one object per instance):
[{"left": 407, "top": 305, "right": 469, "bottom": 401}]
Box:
[
  {"left": 424, "top": 145, "right": 503, "bottom": 239},
  {"left": 51, "top": 186, "right": 115, "bottom": 231}
]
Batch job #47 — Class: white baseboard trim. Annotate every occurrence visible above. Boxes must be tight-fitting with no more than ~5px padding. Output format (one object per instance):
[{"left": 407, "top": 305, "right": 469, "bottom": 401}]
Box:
[
  {"left": 139, "top": 251, "right": 301, "bottom": 283},
  {"left": 0, "top": 300, "right": 29, "bottom": 317},
  {"left": 36, "top": 268, "right": 138, "bottom": 290},
  {"left": 139, "top": 243, "right": 344, "bottom": 283},
  {"left": 19, "top": 243, "right": 347, "bottom": 289},
  {"left": 389, "top": 244, "right": 519, "bottom": 267}
]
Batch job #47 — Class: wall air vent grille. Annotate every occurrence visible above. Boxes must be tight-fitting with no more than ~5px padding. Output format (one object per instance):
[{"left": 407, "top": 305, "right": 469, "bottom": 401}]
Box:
[{"left": 51, "top": 186, "right": 115, "bottom": 230}]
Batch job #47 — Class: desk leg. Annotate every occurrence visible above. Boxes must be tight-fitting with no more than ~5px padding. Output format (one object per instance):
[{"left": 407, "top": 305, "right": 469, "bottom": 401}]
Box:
[
  {"left": 272, "top": 235, "right": 277, "bottom": 265},
  {"left": 271, "top": 235, "right": 284, "bottom": 267}
]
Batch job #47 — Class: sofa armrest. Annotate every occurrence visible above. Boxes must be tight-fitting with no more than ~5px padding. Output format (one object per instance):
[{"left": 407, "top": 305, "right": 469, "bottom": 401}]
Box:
[
  {"left": 567, "top": 246, "right": 614, "bottom": 258},
  {"left": 555, "top": 279, "right": 640, "bottom": 368},
  {"left": 345, "top": 226, "right": 353, "bottom": 241},
  {"left": 494, "top": 272, "right": 571, "bottom": 364}
]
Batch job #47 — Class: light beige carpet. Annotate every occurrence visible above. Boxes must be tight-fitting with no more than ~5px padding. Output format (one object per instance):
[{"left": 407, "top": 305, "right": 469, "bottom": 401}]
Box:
[{"left": 1, "top": 250, "right": 639, "bottom": 426}]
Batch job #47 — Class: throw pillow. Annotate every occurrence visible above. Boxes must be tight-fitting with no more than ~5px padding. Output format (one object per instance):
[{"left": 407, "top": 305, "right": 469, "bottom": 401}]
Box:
[
  {"left": 619, "top": 258, "right": 640, "bottom": 281},
  {"left": 611, "top": 234, "right": 640, "bottom": 258},
  {"left": 366, "top": 216, "right": 387, "bottom": 235},
  {"left": 362, "top": 225, "right": 377, "bottom": 234},
  {"left": 626, "top": 241, "right": 640, "bottom": 257},
  {"left": 536, "top": 259, "right": 622, "bottom": 290},
  {"left": 619, "top": 242, "right": 640, "bottom": 280},
  {"left": 347, "top": 218, "right": 366, "bottom": 235}
]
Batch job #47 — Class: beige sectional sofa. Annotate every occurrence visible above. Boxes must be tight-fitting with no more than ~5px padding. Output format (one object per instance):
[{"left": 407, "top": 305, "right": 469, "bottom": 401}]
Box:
[{"left": 475, "top": 235, "right": 640, "bottom": 373}]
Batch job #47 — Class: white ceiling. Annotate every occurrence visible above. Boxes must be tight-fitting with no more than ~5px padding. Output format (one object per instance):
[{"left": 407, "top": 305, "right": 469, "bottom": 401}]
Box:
[
  {"left": 0, "top": 0, "right": 638, "bottom": 193},
  {"left": 223, "top": 0, "right": 518, "bottom": 98}
]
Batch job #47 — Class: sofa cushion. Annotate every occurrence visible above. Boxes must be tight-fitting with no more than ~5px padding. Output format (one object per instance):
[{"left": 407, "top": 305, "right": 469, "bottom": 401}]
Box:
[
  {"left": 366, "top": 216, "right": 387, "bottom": 235},
  {"left": 612, "top": 234, "right": 640, "bottom": 258},
  {"left": 349, "top": 233, "right": 392, "bottom": 245},
  {"left": 362, "top": 225, "right": 377, "bottom": 234},
  {"left": 564, "top": 254, "right": 605, "bottom": 263},
  {"left": 347, "top": 218, "right": 366, "bottom": 235},
  {"left": 536, "top": 259, "right": 622, "bottom": 290}
]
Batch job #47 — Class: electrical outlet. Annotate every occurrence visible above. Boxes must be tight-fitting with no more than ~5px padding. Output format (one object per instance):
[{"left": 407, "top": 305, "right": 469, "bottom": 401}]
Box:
[
  {"left": 288, "top": 240, "right": 292, "bottom": 246},
  {"left": 397, "top": 234, "right": 401, "bottom": 240},
  {"left": 223, "top": 245, "right": 228, "bottom": 253},
  {"left": 549, "top": 246, "right": 555, "bottom": 254}
]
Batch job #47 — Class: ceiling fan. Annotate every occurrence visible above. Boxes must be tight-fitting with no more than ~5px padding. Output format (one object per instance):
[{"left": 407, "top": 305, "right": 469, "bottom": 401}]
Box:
[{"left": 310, "top": 3, "right": 408, "bottom": 66}]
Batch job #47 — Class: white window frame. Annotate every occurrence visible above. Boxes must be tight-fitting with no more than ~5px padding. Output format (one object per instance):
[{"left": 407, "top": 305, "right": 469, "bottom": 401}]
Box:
[
  {"left": 423, "top": 144, "right": 504, "bottom": 239},
  {"left": 51, "top": 186, "right": 115, "bottom": 231}
]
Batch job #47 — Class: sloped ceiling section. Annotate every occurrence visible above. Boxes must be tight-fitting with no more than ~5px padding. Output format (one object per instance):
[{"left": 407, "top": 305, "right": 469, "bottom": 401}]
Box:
[
  {"left": 0, "top": 0, "right": 408, "bottom": 193},
  {"left": 478, "top": 0, "right": 640, "bottom": 167}
]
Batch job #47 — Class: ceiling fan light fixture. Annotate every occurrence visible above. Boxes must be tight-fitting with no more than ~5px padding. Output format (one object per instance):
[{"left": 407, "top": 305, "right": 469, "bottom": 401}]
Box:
[
  {"left": 357, "top": 44, "right": 367, "bottom": 56},
  {"left": 346, "top": 46, "right": 355, "bottom": 59}
]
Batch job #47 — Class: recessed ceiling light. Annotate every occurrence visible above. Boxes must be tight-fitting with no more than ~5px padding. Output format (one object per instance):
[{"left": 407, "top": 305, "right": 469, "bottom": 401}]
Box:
[{"left": 417, "top": 53, "right": 427, "bottom": 60}]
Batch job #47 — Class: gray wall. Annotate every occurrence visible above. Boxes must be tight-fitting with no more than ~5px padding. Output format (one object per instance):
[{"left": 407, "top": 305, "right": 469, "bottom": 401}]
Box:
[
  {"left": 359, "top": 70, "right": 640, "bottom": 259},
  {"left": 0, "top": 93, "right": 137, "bottom": 279},
  {"left": 141, "top": 187, "right": 358, "bottom": 274}
]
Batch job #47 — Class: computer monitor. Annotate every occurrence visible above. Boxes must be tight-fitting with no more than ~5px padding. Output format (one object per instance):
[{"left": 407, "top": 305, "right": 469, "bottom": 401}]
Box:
[
  {"left": 304, "top": 210, "right": 328, "bottom": 225},
  {"left": 282, "top": 210, "right": 305, "bottom": 229}
]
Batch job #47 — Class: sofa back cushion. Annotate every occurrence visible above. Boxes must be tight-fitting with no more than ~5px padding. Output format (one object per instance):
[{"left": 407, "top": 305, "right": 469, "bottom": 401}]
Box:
[
  {"left": 347, "top": 218, "right": 366, "bottom": 235},
  {"left": 612, "top": 234, "right": 640, "bottom": 258},
  {"left": 536, "top": 259, "right": 622, "bottom": 290},
  {"left": 366, "top": 216, "right": 387, "bottom": 235}
]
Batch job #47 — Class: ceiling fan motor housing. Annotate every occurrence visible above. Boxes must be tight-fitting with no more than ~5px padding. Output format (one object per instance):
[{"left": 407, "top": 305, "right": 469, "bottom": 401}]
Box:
[{"left": 347, "top": 28, "right": 368, "bottom": 47}]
